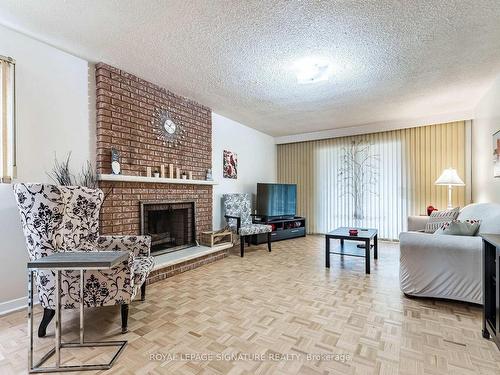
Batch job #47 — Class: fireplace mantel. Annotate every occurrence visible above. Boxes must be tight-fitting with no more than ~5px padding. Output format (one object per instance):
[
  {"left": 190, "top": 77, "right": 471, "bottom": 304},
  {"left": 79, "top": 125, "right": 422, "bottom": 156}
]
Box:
[{"left": 98, "top": 174, "right": 217, "bottom": 186}]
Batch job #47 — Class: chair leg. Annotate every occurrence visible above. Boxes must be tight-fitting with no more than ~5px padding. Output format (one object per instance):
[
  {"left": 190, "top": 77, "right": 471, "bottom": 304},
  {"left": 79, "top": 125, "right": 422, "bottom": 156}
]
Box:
[
  {"left": 141, "top": 283, "right": 146, "bottom": 301},
  {"left": 121, "top": 304, "right": 129, "bottom": 334},
  {"left": 267, "top": 232, "right": 272, "bottom": 252},
  {"left": 38, "top": 308, "right": 55, "bottom": 338},
  {"left": 240, "top": 236, "right": 245, "bottom": 257}
]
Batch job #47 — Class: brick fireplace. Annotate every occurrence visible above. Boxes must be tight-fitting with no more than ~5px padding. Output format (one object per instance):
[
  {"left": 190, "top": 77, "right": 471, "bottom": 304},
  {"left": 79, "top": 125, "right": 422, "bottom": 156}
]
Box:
[{"left": 95, "top": 62, "right": 213, "bottom": 243}]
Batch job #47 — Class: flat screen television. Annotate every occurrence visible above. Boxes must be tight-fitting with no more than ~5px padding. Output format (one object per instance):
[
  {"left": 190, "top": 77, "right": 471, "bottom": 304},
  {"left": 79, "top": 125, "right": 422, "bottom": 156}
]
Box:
[{"left": 256, "top": 183, "right": 297, "bottom": 218}]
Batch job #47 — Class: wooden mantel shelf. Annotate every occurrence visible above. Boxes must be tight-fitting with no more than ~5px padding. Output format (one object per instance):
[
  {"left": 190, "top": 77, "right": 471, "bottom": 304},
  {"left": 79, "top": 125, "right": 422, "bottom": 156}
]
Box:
[{"left": 98, "top": 174, "right": 217, "bottom": 185}]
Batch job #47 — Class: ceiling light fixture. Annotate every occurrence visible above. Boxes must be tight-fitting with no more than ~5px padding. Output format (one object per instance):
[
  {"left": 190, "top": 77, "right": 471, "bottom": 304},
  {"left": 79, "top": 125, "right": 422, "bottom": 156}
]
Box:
[{"left": 292, "top": 57, "right": 332, "bottom": 84}]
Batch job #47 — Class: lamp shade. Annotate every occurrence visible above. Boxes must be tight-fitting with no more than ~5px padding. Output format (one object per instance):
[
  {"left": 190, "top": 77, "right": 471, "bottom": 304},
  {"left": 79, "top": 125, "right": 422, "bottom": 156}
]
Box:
[{"left": 435, "top": 168, "right": 465, "bottom": 186}]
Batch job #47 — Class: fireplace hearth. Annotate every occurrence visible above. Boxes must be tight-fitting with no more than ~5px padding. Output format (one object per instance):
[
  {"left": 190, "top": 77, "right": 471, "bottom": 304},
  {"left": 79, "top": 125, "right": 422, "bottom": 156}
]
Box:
[{"left": 141, "top": 201, "right": 196, "bottom": 255}]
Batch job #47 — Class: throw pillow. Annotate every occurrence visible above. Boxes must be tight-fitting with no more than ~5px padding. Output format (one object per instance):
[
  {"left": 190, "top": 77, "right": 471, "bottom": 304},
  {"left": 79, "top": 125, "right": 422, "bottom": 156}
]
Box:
[
  {"left": 435, "top": 219, "right": 481, "bottom": 236},
  {"left": 424, "top": 207, "right": 460, "bottom": 233}
]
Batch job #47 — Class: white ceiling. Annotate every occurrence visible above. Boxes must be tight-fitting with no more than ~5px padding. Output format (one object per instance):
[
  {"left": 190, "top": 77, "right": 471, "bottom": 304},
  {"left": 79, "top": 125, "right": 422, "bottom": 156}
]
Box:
[{"left": 1, "top": 0, "right": 500, "bottom": 137}]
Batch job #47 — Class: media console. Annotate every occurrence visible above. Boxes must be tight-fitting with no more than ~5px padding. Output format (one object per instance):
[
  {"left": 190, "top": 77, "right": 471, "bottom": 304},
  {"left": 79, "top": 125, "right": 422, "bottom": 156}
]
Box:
[{"left": 251, "top": 216, "right": 306, "bottom": 245}]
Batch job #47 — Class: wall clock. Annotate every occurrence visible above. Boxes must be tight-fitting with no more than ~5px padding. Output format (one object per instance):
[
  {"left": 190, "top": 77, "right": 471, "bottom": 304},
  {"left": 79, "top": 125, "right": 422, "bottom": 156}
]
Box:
[{"left": 152, "top": 108, "right": 186, "bottom": 147}]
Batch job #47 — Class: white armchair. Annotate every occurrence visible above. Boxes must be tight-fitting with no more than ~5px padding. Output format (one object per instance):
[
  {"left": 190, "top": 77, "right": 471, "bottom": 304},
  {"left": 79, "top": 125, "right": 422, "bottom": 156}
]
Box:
[
  {"left": 14, "top": 183, "right": 154, "bottom": 336},
  {"left": 400, "top": 203, "right": 500, "bottom": 304}
]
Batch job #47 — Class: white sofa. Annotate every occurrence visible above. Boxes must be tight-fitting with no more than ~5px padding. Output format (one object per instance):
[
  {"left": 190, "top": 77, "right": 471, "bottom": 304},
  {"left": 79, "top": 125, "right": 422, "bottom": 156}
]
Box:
[{"left": 399, "top": 203, "right": 500, "bottom": 304}]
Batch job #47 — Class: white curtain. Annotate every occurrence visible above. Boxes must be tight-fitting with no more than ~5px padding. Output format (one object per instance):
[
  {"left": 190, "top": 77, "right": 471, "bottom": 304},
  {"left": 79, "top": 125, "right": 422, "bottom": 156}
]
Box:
[{"left": 314, "top": 131, "right": 406, "bottom": 240}]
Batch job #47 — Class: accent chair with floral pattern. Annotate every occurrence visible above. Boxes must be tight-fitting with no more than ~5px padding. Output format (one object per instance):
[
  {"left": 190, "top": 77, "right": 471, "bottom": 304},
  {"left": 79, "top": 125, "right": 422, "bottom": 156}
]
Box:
[
  {"left": 222, "top": 193, "right": 272, "bottom": 257},
  {"left": 14, "top": 183, "right": 154, "bottom": 336}
]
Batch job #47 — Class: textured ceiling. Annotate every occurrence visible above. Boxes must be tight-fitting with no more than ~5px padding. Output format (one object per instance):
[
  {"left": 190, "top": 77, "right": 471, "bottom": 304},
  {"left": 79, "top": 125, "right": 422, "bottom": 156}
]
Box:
[{"left": 1, "top": 0, "right": 500, "bottom": 137}]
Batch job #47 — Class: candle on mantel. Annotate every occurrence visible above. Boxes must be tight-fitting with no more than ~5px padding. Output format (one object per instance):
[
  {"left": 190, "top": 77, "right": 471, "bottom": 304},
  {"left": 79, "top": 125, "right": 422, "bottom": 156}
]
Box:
[
  {"left": 160, "top": 164, "right": 165, "bottom": 178},
  {"left": 146, "top": 166, "right": 152, "bottom": 177},
  {"left": 169, "top": 164, "right": 174, "bottom": 178},
  {"left": 188, "top": 171, "right": 193, "bottom": 179},
  {"left": 176, "top": 167, "right": 180, "bottom": 179}
]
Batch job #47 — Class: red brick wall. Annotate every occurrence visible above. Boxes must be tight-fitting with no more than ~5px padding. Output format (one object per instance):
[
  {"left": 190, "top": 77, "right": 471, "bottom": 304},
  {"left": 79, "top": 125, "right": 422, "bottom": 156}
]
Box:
[{"left": 95, "top": 63, "right": 212, "bottom": 236}]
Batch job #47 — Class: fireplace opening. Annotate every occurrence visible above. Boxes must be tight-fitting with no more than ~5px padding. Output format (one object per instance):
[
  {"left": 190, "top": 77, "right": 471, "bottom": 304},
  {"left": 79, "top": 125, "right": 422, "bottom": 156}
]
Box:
[{"left": 141, "top": 201, "right": 196, "bottom": 255}]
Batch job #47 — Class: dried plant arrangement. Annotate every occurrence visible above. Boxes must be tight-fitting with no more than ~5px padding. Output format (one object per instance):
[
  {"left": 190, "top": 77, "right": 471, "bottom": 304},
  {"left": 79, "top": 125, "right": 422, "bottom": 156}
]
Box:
[
  {"left": 47, "top": 152, "right": 114, "bottom": 205},
  {"left": 47, "top": 152, "right": 74, "bottom": 186},
  {"left": 79, "top": 160, "right": 98, "bottom": 189},
  {"left": 48, "top": 153, "right": 99, "bottom": 189}
]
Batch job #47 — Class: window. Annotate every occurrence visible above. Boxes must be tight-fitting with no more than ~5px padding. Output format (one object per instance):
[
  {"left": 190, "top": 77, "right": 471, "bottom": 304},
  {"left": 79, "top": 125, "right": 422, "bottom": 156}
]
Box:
[
  {"left": 0, "top": 55, "right": 16, "bottom": 183},
  {"left": 277, "top": 121, "right": 469, "bottom": 240}
]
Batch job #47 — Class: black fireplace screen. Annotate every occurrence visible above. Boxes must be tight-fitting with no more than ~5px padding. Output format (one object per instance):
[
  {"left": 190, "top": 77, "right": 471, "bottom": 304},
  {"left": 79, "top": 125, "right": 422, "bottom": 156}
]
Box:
[{"left": 141, "top": 202, "right": 196, "bottom": 255}]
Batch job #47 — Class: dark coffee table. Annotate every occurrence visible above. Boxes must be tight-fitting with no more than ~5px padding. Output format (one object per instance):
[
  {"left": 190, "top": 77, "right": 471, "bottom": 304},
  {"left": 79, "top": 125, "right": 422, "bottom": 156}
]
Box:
[{"left": 325, "top": 227, "right": 378, "bottom": 274}]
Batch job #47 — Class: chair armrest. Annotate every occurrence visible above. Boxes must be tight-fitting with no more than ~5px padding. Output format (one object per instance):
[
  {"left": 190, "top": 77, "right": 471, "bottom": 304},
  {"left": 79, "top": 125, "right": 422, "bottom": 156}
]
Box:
[
  {"left": 97, "top": 235, "right": 151, "bottom": 258},
  {"left": 224, "top": 215, "right": 241, "bottom": 232},
  {"left": 399, "top": 232, "right": 482, "bottom": 254},
  {"left": 407, "top": 216, "right": 429, "bottom": 232}
]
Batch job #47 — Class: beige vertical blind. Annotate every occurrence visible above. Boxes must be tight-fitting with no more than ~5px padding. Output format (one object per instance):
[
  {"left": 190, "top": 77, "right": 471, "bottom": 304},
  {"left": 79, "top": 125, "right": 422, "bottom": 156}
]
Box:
[
  {"left": 403, "top": 121, "right": 467, "bottom": 215},
  {"left": 0, "top": 55, "right": 16, "bottom": 183},
  {"left": 277, "top": 121, "right": 467, "bottom": 239}
]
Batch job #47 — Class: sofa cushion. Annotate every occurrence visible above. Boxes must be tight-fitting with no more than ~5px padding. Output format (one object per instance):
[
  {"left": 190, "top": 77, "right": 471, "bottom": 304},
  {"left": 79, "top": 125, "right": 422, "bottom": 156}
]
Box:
[
  {"left": 424, "top": 207, "right": 460, "bottom": 233},
  {"left": 457, "top": 203, "right": 500, "bottom": 235},
  {"left": 435, "top": 219, "right": 481, "bottom": 236}
]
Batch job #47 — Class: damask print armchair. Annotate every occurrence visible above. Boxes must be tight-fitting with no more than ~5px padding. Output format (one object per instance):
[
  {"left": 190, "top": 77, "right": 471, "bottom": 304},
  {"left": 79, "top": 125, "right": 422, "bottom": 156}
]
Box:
[
  {"left": 14, "top": 183, "right": 155, "bottom": 337},
  {"left": 222, "top": 193, "right": 272, "bottom": 257}
]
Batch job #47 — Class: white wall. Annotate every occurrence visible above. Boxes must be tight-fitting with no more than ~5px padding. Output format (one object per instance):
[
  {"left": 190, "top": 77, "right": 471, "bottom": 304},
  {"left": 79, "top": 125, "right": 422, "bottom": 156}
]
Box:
[
  {"left": 0, "top": 25, "right": 91, "bottom": 312},
  {"left": 472, "top": 76, "right": 500, "bottom": 203},
  {"left": 212, "top": 113, "right": 276, "bottom": 229}
]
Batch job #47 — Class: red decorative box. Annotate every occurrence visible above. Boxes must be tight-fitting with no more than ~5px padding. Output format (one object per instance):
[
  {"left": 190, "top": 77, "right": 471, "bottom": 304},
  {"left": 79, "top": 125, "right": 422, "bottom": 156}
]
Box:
[{"left": 349, "top": 229, "right": 358, "bottom": 236}]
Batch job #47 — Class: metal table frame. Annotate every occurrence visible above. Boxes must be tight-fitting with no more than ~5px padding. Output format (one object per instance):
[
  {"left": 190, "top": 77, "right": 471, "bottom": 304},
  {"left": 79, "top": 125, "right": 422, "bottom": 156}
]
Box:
[
  {"left": 28, "top": 254, "right": 128, "bottom": 373},
  {"left": 325, "top": 227, "right": 378, "bottom": 274}
]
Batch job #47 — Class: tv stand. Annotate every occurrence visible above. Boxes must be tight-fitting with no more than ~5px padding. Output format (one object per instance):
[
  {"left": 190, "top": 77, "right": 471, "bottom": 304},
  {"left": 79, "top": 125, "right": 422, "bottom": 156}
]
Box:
[{"left": 251, "top": 216, "right": 306, "bottom": 244}]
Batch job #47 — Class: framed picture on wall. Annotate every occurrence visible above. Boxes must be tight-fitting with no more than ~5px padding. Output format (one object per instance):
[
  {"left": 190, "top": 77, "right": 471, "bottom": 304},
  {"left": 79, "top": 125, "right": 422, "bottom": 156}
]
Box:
[
  {"left": 494, "top": 131, "right": 500, "bottom": 177},
  {"left": 223, "top": 150, "right": 237, "bottom": 179}
]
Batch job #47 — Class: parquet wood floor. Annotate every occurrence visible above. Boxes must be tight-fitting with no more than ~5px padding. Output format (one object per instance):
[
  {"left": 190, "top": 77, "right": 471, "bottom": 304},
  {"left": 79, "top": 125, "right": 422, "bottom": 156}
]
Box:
[{"left": 1, "top": 235, "right": 499, "bottom": 374}]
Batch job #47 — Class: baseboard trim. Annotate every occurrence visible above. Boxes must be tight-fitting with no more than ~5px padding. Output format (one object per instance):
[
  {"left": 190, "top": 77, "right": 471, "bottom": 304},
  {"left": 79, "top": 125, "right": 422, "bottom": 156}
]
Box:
[{"left": 0, "top": 294, "right": 38, "bottom": 316}]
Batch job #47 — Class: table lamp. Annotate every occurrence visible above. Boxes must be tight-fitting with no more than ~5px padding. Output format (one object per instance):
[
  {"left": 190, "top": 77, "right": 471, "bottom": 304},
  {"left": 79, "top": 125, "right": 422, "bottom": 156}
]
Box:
[{"left": 435, "top": 168, "right": 465, "bottom": 209}]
